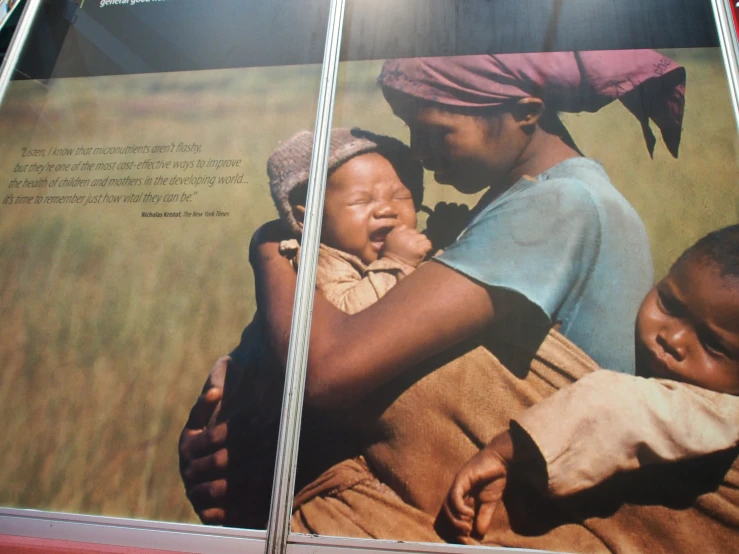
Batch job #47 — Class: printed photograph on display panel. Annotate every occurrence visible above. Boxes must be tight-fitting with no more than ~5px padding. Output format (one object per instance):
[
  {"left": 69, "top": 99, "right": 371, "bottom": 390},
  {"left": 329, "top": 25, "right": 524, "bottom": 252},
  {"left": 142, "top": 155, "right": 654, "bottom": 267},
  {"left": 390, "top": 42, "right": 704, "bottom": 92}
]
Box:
[
  {"left": 268, "top": 3, "right": 737, "bottom": 553},
  {"left": 0, "top": 0, "right": 328, "bottom": 528},
  {"left": 284, "top": 48, "right": 739, "bottom": 552},
  {"left": 2, "top": 0, "right": 739, "bottom": 552}
]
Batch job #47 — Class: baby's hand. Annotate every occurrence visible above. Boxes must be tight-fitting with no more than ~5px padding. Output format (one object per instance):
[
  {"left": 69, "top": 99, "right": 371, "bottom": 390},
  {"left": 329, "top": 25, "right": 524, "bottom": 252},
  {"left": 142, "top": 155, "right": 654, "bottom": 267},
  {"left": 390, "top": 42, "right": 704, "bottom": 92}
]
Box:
[
  {"left": 382, "top": 224, "right": 433, "bottom": 267},
  {"left": 443, "top": 431, "right": 513, "bottom": 543}
]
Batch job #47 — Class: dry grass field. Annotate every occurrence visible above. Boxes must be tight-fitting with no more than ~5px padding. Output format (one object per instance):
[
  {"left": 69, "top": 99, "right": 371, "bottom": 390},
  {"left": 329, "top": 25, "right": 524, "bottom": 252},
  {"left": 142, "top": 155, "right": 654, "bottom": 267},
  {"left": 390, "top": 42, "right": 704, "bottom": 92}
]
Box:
[{"left": 0, "top": 48, "right": 736, "bottom": 524}]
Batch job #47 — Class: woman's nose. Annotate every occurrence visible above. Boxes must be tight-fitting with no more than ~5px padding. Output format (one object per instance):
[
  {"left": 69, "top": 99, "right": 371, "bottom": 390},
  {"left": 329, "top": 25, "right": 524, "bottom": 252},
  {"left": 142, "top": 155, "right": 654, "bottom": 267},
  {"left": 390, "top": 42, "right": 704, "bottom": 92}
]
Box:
[
  {"left": 409, "top": 130, "right": 428, "bottom": 162},
  {"left": 657, "top": 324, "right": 689, "bottom": 361}
]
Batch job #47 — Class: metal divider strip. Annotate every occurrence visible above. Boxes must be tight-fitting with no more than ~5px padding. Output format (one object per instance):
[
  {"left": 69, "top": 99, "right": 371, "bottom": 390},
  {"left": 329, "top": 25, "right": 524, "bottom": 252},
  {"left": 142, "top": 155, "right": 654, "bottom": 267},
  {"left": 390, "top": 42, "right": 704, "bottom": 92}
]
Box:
[
  {"left": 711, "top": 0, "right": 739, "bottom": 131},
  {"left": 263, "top": 0, "right": 347, "bottom": 552},
  {"left": 0, "top": 0, "right": 44, "bottom": 107}
]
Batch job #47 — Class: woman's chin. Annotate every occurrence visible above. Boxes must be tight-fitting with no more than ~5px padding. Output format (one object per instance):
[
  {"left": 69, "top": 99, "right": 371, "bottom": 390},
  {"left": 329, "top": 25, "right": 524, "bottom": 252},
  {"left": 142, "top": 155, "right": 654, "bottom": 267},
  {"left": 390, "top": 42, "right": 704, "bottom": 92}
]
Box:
[
  {"left": 435, "top": 171, "right": 490, "bottom": 194},
  {"left": 451, "top": 181, "right": 488, "bottom": 195},
  {"left": 432, "top": 170, "right": 454, "bottom": 185}
]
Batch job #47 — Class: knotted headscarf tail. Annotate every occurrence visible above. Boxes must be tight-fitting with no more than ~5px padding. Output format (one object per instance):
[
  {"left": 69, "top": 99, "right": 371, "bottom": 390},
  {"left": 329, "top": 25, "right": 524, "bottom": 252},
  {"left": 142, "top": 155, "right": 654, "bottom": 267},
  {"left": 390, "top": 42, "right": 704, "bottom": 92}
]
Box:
[{"left": 378, "top": 50, "right": 686, "bottom": 158}]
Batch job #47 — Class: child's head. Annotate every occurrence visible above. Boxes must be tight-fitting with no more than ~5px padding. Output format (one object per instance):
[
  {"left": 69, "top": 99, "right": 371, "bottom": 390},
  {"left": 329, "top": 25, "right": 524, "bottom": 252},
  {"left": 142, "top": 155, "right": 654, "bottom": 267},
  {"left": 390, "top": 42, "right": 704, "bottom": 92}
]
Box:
[
  {"left": 268, "top": 128, "right": 423, "bottom": 264},
  {"left": 635, "top": 224, "right": 739, "bottom": 394}
]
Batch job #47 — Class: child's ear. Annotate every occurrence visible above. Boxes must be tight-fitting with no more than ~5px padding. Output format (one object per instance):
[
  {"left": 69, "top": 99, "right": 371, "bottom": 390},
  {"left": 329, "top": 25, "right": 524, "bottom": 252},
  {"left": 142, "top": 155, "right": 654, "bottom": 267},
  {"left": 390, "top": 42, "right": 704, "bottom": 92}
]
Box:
[{"left": 292, "top": 205, "right": 306, "bottom": 233}]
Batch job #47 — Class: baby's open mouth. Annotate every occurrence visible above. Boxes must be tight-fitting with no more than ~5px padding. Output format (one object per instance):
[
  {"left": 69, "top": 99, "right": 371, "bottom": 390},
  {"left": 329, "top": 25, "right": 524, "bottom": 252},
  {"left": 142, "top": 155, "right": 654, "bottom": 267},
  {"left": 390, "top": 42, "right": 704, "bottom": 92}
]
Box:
[{"left": 369, "top": 226, "right": 395, "bottom": 249}]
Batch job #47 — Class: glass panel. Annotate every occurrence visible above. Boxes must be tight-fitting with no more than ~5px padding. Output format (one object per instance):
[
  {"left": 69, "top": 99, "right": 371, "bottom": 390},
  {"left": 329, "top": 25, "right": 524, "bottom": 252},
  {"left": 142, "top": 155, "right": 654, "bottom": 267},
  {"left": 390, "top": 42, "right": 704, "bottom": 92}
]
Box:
[
  {"left": 0, "top": 0, "right": 328, "bottom": 530},
  {"left": 282, "top": 0, "right": 739, "bottom": 552}
]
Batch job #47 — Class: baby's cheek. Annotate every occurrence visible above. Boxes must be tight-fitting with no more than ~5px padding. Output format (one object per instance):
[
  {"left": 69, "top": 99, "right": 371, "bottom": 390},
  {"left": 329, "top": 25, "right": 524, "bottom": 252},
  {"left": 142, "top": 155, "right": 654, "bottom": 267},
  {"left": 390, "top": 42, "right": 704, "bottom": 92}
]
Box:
[{"left": 401, "top": 210, "right": 418, "bottom": 230}]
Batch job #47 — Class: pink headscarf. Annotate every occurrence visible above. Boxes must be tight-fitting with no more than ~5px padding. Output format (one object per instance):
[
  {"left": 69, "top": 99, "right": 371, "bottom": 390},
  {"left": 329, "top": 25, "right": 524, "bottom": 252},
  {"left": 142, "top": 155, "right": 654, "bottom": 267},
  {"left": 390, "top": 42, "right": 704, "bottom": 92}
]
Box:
[{"left": 378, "top": 50, "right": 685, "bottom": 158}]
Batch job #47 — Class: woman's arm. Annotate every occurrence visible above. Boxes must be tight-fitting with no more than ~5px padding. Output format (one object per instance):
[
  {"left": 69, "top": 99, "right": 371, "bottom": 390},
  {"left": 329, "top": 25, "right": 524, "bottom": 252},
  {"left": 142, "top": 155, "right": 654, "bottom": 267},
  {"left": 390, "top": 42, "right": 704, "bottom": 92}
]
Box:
[{"left": 251, "top": 222, "right": 495, "bottom": 410}]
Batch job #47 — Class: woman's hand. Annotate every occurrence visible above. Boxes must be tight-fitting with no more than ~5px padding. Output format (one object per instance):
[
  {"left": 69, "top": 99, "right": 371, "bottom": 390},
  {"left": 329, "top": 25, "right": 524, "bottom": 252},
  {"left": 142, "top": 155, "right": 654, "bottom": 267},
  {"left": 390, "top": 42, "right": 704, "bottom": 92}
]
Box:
[
  {"left": 443, "top": 430, "right": 515, "bottom": 543},
  {"left": 179, "top": 357, "right": 231, "bottom": 525}
]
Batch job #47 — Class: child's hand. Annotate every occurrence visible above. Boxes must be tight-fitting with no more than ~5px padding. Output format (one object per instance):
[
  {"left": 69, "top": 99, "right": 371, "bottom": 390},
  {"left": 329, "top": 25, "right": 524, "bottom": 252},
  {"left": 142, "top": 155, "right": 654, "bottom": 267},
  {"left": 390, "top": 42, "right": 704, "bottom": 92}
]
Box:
[
  {"left": 382, "top": 224, "right": 433, "bottom": 267},
  {"left": 443, "top": 431, "right": 514, "bottom": 542}
]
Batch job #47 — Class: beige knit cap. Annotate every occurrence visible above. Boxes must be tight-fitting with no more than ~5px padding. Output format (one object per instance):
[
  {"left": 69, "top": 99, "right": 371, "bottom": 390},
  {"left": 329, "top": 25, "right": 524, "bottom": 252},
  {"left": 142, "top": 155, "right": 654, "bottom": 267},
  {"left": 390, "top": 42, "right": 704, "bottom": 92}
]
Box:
[{"left": 268, "top": 127, "right": 422, "bottom": 235}]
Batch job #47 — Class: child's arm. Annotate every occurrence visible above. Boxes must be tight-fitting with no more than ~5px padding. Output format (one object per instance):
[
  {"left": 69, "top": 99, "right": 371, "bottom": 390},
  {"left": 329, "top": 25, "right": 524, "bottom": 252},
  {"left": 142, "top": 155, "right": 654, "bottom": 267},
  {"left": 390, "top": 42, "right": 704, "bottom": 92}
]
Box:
[
  {"left": 513, "top": 371, "right": 739, "bottom": 497},
  {"left": 444, "top": 370, "right": 739, "bottom": 541}
]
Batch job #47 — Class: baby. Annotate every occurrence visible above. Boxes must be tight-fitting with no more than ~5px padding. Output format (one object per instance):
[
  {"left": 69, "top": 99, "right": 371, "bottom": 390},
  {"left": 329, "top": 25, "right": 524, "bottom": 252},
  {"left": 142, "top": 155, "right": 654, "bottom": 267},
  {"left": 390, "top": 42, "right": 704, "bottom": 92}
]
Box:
[
  {"left": 214, "top": 126, "right": 430, "bottom": 408},
  {"left": 203, "top": 128, "right": 431, "bottom": 526},
  {"left": 444, "top": 223, "right": 739, "bottom": 543},
  {"left": 266, "top": 127, "right": 432, "bottom": 311}
]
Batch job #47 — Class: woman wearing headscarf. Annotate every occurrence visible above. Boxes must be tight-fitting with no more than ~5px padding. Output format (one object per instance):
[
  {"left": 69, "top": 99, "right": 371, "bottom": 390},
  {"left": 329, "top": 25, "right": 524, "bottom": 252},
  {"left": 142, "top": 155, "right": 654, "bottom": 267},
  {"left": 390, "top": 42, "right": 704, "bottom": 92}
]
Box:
[
  {"left": 179, "top": 50, "right": 688, "bottom": 539},
  {"left": 254, "top": 50, "right": 686, "bottom": 401},
  {"left": 373, "top": 49, "right": 685, "bottom": 375},
  {"left": 283, "top": 51, "right": 695, "bottom": 549}
]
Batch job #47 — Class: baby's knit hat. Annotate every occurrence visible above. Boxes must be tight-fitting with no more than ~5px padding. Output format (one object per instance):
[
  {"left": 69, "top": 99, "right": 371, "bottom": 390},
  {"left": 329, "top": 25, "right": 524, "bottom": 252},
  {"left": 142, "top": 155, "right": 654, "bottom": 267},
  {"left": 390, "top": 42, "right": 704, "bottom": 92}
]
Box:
[{"left": 268, "top": 127, "right": 423, "bottom": 235}]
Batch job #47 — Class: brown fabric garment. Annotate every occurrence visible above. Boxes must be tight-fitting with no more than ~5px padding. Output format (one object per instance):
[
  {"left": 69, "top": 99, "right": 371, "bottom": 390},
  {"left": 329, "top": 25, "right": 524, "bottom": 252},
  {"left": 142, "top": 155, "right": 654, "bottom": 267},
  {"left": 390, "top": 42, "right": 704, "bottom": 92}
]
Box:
[
  {"left": 291, "top": 332, "right": 739, "bottom": 553},
  {"left": 478, "top": 446, "right": 739, "bottom": 554},
  {"left": 291, "top": 330, "right": 599, "bottom": 539},
  {"left": 354, "top": 327, "right": 597, "bottom": 517},
  {"left": 292, "top": 456, "right": 442, "bottom": 543}
]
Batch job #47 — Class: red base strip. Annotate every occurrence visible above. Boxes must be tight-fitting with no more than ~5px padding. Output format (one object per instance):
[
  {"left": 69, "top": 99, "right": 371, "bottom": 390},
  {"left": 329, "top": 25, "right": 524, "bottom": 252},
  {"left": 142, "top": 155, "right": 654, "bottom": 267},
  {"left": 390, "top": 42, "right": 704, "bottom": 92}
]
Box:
[{"left": 0, "top": 534, "right": 185, "bottom": 554}]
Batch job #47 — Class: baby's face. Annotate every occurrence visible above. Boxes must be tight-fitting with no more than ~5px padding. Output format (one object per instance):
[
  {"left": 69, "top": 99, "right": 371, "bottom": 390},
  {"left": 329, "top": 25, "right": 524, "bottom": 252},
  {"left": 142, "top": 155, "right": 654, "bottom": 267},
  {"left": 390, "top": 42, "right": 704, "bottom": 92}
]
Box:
[
  {"left": 321, "top": 152, "right": 417, "bottom": 264},
  {"left": 635, "top": 255, "right": 739, "bottom": 394}
]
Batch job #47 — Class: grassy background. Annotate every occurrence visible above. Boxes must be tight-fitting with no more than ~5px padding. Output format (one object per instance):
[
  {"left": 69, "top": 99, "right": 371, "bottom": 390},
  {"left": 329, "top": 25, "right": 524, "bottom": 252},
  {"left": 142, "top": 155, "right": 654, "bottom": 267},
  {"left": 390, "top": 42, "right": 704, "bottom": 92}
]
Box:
[{"left": 0, "top": 48, "right": 736, "bottom": 524}]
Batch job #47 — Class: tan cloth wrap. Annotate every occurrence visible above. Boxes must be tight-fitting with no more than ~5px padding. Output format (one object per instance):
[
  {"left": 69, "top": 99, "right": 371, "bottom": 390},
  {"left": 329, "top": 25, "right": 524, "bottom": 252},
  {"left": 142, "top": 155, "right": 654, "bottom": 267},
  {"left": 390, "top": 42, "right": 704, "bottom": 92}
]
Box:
[{"left": 280, "top": 239, "right": 414, "bottom": 313}]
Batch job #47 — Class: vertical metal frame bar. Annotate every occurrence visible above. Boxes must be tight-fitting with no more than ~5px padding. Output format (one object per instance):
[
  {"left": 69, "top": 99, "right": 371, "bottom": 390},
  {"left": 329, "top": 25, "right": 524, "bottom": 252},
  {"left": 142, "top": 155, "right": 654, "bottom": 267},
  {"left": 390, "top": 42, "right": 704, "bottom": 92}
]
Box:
[
  {"left": 0, "top": 0, "right": 44, "bottom": 107},
  {"left": 711, "top": 0, "right": 739, "bottom": 129},
  {"left": 263, "top": 0, "right": 347, "bottom": 552}
]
